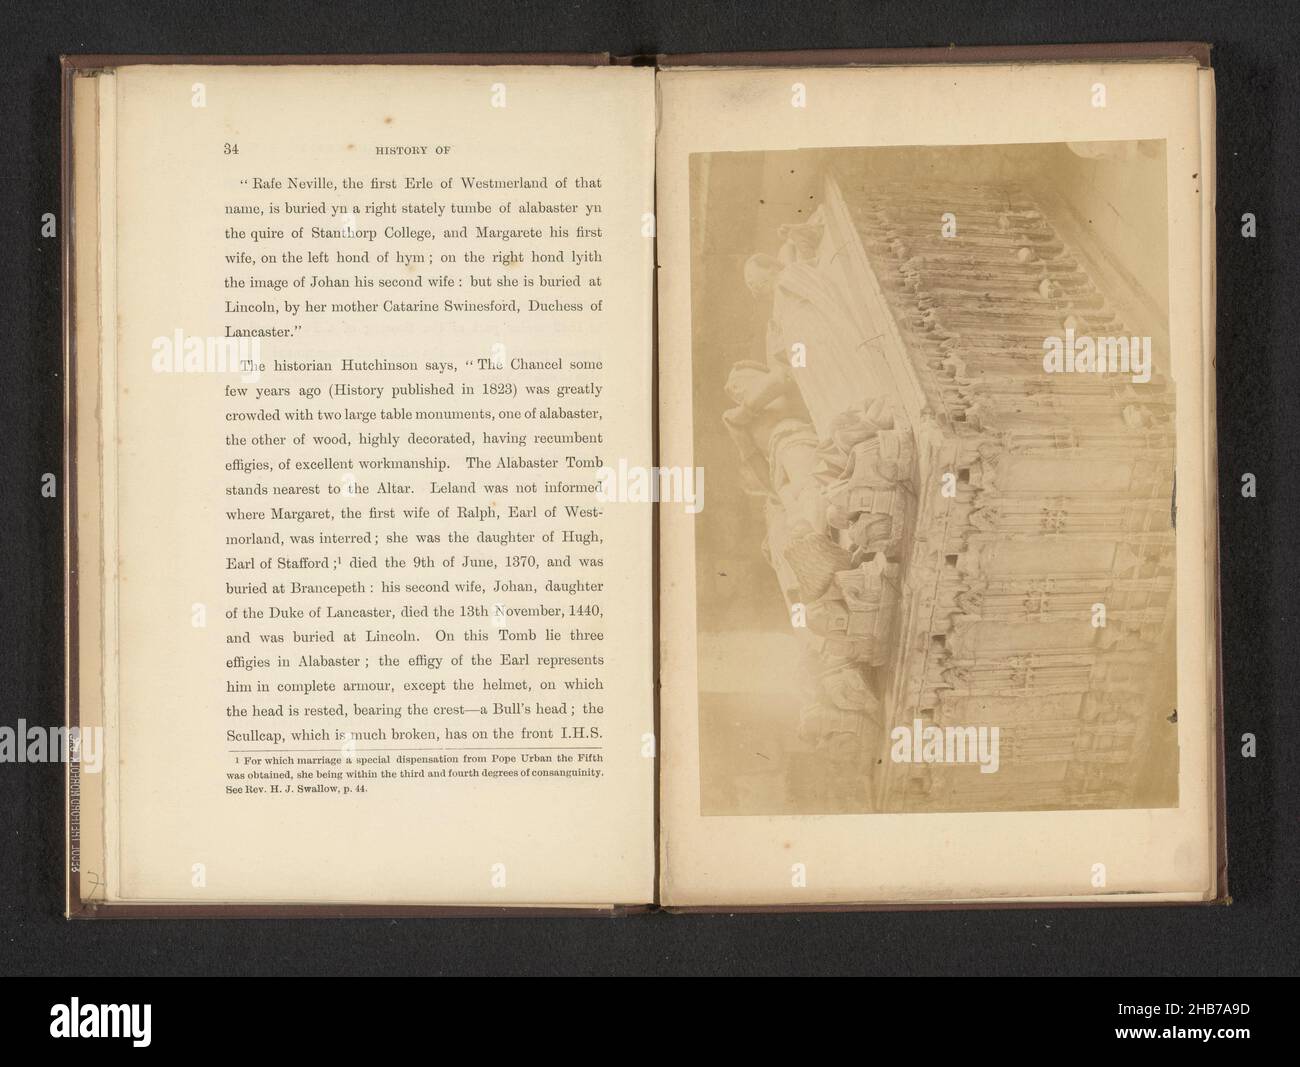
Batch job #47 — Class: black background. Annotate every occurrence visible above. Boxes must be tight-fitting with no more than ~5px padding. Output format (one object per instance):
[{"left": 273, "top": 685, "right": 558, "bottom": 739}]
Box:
[{"left": 0, "top": 0, "right": 1295, "bottom": 977}]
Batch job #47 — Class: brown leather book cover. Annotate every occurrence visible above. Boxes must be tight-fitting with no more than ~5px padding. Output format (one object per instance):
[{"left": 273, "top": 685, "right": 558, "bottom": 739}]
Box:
[{"left": 63, "top": 45, "right": 1222, "bottom": 917}]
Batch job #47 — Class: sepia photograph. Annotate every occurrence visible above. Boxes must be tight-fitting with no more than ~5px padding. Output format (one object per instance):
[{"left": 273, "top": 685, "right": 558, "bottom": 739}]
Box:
[{"left": 690, "top": 142, "right": 1179, "bottom": 816}]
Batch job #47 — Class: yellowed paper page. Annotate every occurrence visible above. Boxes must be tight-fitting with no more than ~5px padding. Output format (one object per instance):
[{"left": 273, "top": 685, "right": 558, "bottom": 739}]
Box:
[{"left": 97, "top": 63, "right": 654, "bottom": 906}]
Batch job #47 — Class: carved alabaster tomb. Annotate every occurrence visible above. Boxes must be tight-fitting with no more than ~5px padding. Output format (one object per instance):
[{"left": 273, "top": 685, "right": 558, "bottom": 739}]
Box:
[{"left": 725, "top": 162, "right": 1177, "bottom": 814}]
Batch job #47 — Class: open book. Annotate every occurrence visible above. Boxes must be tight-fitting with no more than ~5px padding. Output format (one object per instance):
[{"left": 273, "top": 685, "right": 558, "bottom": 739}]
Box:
[{"left": 64, "top": 46, "right": 1223, "bottom": 914}]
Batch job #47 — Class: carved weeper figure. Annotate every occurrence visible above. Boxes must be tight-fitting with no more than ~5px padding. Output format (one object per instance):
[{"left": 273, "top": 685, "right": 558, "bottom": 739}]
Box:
[
  {"left": 804, "top": 553, "right": 903, "bottom": 667},
  {"left": 782, "top": 519, "right": 853, "bottom": 600},
  {"left": 814, "top": 398, "right": 913, "bottom": 561},
  {"left": 817, "top": 660, "right": 884, "bottom": 723}
]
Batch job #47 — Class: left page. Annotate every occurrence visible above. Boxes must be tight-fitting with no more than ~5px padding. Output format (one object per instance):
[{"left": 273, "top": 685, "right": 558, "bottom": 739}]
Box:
[{"left": 72, "top": 62, "right": 655, "bottom": 909}]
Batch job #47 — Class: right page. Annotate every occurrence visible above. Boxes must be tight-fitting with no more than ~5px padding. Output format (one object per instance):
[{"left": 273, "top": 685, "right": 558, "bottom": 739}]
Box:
[{"left": 656, "top": 58, "right": 1220, "bottom": 907}]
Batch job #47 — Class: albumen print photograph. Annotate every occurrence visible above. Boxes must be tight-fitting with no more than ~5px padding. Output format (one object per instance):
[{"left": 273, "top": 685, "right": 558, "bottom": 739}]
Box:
[{"left": 690, "top": 142, "right": 1178, "bottom": 817}]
